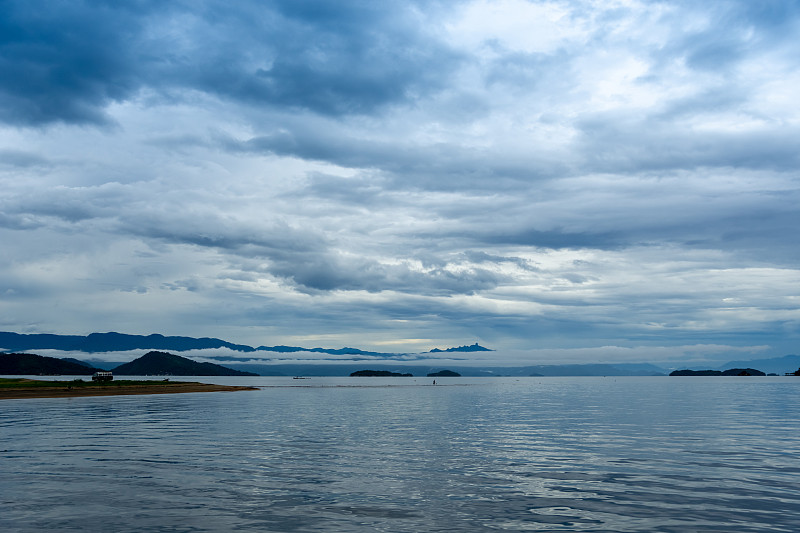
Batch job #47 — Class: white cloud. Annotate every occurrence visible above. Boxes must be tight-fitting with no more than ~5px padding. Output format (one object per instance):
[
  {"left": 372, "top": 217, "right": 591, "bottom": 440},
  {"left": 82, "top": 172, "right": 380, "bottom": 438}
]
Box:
[
  {"left": 446, "top": 0, "right": 586, "bottom": 54},
  {"left": 1, "top": 0, "right": 799, "bottom": 362}
]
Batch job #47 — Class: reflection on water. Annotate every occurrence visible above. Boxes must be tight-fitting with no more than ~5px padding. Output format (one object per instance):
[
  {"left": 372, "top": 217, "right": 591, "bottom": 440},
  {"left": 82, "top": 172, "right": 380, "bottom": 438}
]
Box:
[{"left": 2, "top": 377, "right": 800, "bottom": 532}]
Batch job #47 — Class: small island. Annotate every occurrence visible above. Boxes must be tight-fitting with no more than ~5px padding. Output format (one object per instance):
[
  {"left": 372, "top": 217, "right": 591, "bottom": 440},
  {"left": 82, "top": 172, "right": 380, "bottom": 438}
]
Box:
[
  {"left": 427, "top": 370, "right": 461, "bottom": 377},
  {"left": 350, "top": 370, "right": 413, "bottom": 377},
  {"left": 669, "top": 368, "right": 766, "bottom": 376}
]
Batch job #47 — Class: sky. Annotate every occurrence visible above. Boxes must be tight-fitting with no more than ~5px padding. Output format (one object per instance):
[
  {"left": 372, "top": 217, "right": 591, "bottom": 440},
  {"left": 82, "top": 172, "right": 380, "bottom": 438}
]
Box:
[{"left": 1, "top": 0, "right": 799, "bottom": 366}]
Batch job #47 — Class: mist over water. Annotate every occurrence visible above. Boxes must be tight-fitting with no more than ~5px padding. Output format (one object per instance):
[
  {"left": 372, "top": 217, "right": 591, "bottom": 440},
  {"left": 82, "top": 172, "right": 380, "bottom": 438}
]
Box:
[{"left": 3, "top": 377, "right": 800, "bottom": 532}]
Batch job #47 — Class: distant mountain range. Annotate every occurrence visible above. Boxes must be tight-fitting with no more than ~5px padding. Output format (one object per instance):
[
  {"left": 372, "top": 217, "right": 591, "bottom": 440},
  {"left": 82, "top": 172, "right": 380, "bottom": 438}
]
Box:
[
  {"left": 2, "top": 331, "right": 798, "bottom": 377},
  {"left": 0, "top": 331, "right": 256, "bottom": 353},
  {"left": 715, "top": 354, "right": 800, "bottom": 375},
  {"left": 218, "top": 362, "right": 668, "bottom": 377},
  {"left": 428, "top": 343, "right": 492, "bottom": 353},
  {"left": 3, "top": 351, "right": 797, "bottom": 378},
  {"left": 0, "top": 331, "right": 490, "bottom": 357}
]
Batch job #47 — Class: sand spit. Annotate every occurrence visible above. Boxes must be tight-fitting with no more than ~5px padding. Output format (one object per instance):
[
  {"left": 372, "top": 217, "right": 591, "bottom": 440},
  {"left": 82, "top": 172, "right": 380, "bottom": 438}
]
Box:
[{"left": 0, "top": 379, "right": 258, "bottom": 400}]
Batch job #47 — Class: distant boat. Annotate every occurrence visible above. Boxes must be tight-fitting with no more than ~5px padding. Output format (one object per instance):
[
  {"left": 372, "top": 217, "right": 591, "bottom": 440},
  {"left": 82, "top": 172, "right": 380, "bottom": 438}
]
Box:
[
  {"left": 292, "top": 376, "right": 308, "bottom": 380},
  {"left": 92, "top": 371, "right": 113, "bottom": 382}
]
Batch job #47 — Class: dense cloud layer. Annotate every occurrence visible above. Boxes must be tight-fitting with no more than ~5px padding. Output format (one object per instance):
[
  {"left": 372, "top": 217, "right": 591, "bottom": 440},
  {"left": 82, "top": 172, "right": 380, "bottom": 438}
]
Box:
[{"left": 1, "top": 0, "right": 798, "bottom": 364}]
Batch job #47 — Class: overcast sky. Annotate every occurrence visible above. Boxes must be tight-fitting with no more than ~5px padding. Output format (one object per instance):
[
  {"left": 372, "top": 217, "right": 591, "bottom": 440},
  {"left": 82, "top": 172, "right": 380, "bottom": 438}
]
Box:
[{"left": 1, "top": 0, "right": 799, "bottom": 365}]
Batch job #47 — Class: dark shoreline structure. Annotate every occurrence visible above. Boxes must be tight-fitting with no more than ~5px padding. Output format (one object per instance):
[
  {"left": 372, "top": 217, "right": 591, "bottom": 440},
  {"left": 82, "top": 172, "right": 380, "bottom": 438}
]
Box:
[{"left": 670, "top": 368, "right": 766, "bottom": 376}]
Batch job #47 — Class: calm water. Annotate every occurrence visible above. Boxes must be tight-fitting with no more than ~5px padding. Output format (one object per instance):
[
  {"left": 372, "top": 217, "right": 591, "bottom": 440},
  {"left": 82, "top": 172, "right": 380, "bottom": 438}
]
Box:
[{"left": 2, "top": 376, "right": 800, "bottom": 532}]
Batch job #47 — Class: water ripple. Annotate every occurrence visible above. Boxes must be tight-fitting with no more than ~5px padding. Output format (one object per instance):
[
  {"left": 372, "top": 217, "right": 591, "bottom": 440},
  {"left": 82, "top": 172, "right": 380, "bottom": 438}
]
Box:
[{"left": 2, "top": 377, "right": 800, "bottom": 532}]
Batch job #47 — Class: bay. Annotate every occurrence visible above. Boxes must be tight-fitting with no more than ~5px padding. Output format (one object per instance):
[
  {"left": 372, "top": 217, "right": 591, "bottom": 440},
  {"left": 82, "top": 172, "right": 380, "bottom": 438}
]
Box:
[{"left": 2, "top": 376, "right": 800, "bottom": 532}]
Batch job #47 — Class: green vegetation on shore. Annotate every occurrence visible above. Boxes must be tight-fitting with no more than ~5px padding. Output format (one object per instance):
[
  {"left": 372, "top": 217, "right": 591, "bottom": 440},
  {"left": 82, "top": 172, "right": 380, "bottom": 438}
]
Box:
[{"left": 0, "top": 377, "right": 257, "bottom": 400}]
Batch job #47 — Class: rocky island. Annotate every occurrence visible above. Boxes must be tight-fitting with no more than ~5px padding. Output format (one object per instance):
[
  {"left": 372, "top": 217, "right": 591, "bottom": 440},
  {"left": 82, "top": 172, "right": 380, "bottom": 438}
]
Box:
[
  {"left": 350, "top": 370, "right": 413, "bottom": 377},
  {"left": 427, "top": 370, "right": 461, "bottom": 377},
  {"left": 669, "top": 368, "right": 766, "bottom": 376}
]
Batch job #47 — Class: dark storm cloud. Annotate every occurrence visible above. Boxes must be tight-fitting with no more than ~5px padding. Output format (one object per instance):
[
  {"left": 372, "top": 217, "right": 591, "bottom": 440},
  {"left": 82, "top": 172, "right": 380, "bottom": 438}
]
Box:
[
  {"left": 654, "top": 89, "right": 748, "bottom": 121},
  {"left": 689, "top": 0, "right": 800, "bottom": 45},
  {"left": 292, "top": 172, "right": 386, "bottom": 207},
  {"left": 225, "top": 128, "right": 566, "bottom": 192},
  {"left": 122, "top": 213, "right": 327, "bottom": 258},
  {"left": 461, "top": 251, "right": 539, "bottom": 271},
  {"left": 236, "top": 2, "right": 460, "bottom": 115},
  {"left": 0, "top": 183, "right": 135, "bottom": 226},
  {"left": 221, "top": 130, "right": 384, "bottom": 169},
  {"left": 576, "top": 116, "right": 800, "bottom": 174},
  {"left": 0, "top": 149, "right": 51, "bottom": 168},
  {"left": 648, "top": 0, "right": 800, "bottom": 75},
  {"left": 3, "top": 0, "right": 800, "bottom": 360},
  {"left": 115, "top": 207, "right": 504, "bottom": 295},
  {"left": 0, "top": 0, "right": 461, "bottom": 126},
  {"left": 151, "top": 224, "right": 506, "bottom": 296},
  {"left": 480, "top": 228, "right": 624, "bottom": 251},
  {"left": 0, "top": 0, "right": 148, "bottom": 126},
  {"left": 269, "top": 254, "right": 505, "bottom": 295},
  {"left": 0, "top": 175, "right": 504, "bottom": 296},
  {"left": 0, "top": 212, "right": 40, "bottom": 231}
]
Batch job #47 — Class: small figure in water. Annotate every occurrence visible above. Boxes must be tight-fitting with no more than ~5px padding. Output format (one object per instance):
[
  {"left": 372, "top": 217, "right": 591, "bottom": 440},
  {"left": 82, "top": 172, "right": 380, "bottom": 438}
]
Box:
[{"left": 433, "top": 380, "right": 436, "bottom": 385}]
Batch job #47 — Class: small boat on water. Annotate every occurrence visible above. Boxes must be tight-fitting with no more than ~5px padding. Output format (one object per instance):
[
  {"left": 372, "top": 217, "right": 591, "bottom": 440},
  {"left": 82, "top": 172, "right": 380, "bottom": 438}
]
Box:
[{"left": 92, "top": 371, "right": 113, "bottom": 382}]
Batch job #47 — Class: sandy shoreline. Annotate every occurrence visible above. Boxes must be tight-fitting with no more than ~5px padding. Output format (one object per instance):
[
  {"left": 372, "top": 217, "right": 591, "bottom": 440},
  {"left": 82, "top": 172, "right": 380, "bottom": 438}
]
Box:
[{"left": 0, "top": 381, "right": 259, "bottom": 400}]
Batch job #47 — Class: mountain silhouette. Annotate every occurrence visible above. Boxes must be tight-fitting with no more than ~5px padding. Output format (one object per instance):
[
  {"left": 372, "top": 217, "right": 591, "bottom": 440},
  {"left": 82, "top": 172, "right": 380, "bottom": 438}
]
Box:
[
  {"left": 0, "top": 331, "right": 488, "bottom": 357},
  {"left": 0, "top": 353, "right": 103, "bottom": 375},
  {"left": 112, "top": 351, "right": 258, "bottom": 376}
]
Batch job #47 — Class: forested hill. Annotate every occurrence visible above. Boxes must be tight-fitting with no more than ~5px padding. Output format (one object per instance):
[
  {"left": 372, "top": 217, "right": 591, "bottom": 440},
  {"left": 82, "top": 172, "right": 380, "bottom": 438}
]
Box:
[
  {"left": 112, "top": 351, "right": 258, "bottom": 376},
  {"left": 0, "top": 353, "right": 103, "bottom": 375}
]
